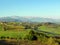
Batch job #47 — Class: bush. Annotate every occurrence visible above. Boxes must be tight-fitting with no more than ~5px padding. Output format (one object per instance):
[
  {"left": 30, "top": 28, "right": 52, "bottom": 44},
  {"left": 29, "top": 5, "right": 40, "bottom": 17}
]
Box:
[{"left": 46, "top": 37, "right": 59, "bottom": 45}]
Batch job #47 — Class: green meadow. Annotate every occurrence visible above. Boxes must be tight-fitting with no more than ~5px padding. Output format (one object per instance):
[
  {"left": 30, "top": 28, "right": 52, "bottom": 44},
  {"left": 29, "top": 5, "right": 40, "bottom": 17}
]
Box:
[{"left": 0, "top": 22, "right": 60, "bottom": 45}]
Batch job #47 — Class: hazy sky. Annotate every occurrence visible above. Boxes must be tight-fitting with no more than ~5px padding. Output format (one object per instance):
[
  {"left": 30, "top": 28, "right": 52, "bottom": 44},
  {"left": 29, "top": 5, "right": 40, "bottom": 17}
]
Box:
[{"left": 0, "top": 0, "right": 60, "bottom": 19}]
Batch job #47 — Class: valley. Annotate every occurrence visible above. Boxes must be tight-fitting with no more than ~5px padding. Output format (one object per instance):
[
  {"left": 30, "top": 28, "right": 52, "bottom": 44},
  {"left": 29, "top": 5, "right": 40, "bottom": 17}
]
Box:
[{"left": 0, "top": 21, "right": 60, "bottom": 45}]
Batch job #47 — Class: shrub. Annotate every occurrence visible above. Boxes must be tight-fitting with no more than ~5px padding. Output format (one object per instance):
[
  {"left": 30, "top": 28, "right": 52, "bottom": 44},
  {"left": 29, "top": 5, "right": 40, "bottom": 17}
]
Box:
[{"left": 46, "top": 37, "right": 59, "bottom": 45}]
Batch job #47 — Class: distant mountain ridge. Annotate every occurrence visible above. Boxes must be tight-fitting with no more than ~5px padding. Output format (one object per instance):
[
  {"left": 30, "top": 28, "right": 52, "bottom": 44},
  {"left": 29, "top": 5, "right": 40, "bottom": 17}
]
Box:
[{"left": 0, "top": 16, "right": 60, "bottom": 23}]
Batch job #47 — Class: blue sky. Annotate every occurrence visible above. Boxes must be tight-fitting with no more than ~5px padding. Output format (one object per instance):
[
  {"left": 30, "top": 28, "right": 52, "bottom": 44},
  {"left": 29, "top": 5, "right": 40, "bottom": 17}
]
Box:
[{"left": 0, "top": 0, "right": 60, "bottom": 19}]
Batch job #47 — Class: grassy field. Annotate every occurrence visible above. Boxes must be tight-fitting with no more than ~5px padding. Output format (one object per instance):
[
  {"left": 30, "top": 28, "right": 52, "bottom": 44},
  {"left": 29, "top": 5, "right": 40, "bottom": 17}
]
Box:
[
  {"left": 0, "top": 30, "right": 32, "bottom": 39},
  {"left": 38, "top": 25, "right": 60, "bottom": 34},
  {"left": 0, "top": 22, "right": 60, "bottom": 45}
]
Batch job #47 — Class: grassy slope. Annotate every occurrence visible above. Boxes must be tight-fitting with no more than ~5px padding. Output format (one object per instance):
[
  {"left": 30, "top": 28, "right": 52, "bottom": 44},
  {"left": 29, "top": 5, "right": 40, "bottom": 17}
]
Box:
[
  {"left": 0, "top": 29, "right": 31, "bottom": 39},
  {"left": 38, "top": 25, "right": 60, "bottom": 34}
]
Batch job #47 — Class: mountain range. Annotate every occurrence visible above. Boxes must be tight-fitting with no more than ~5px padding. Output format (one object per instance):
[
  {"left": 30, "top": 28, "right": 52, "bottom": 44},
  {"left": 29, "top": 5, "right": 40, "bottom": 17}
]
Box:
[{"left": 0, "top": 16, "right": 60, "bottom": 23}]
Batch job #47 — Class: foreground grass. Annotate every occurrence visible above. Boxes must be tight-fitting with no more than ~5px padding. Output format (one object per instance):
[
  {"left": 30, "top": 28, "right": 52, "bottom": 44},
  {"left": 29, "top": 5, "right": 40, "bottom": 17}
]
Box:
[{"left": 0, "top": 29, "right": 32, "bottom": 39}]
